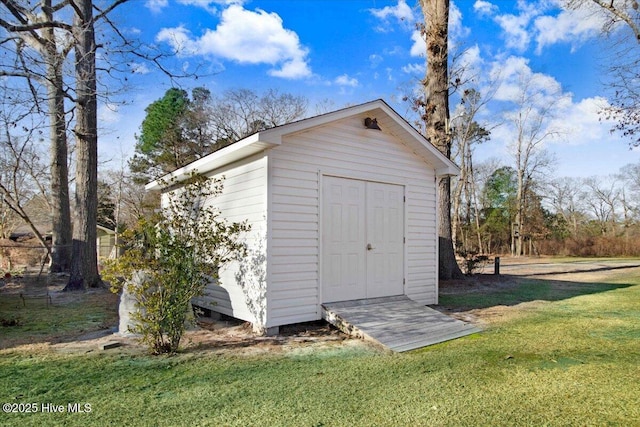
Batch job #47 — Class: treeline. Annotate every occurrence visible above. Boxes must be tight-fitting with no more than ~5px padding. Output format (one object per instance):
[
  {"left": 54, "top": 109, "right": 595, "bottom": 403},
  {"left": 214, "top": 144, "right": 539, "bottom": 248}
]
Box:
[{"left": 453, "top": 162, "right": 640, "bottom": 257}]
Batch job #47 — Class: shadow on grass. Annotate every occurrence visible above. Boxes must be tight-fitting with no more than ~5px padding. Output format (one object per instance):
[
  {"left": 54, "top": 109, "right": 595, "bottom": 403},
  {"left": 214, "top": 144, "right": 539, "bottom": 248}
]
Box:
[
  {"left": 500, "top": 262, "right": 640, "bottom": 277},
  {"left": 438, "top": 275, "right": 635, "bottom": 311}
]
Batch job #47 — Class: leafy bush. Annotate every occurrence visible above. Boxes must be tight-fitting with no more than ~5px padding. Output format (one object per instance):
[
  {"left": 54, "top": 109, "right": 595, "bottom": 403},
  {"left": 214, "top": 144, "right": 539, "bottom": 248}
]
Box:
[{"left": 103, "top": 173, "right": 249, "bottom": 354}]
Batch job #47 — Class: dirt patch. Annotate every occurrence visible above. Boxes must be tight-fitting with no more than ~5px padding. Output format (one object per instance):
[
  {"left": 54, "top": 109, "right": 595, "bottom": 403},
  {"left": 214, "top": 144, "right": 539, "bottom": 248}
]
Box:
[
  {"left": 46, "top": 318, "right": 358, "bottom": 357},
  {"left": 443, "top": 301, "right": 552, "bottom": 326},
  {"left": 2, "top": 270, "right": 359, "bottom": 356}
]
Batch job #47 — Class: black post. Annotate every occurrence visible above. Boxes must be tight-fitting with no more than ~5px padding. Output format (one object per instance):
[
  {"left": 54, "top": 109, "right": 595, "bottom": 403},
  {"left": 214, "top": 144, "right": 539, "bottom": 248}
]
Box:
[{"left": 494, "top": 257, "right": 500, "bottom": 275}]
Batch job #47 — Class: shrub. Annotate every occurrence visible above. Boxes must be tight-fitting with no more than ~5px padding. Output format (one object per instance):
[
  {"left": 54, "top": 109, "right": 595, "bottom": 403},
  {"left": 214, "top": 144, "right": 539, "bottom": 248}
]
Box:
[{"left": 103, "top": 173, "right": 249, "bottom": 354}]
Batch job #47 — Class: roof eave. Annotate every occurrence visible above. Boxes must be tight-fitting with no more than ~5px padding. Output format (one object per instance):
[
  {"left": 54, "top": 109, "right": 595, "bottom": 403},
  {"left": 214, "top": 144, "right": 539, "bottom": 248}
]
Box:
[
  {"left": 145, "top": 133, "right": 275, "bottom": 191},
  {"left": 145, "top": 98, "right": 460, "bottom": 190}
]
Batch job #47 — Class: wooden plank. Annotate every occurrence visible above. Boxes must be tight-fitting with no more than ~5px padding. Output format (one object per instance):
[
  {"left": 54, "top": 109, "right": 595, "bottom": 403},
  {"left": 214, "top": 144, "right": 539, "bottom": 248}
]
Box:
[{"left": 322, "top": 296, "right": 481, "bottom": 352}]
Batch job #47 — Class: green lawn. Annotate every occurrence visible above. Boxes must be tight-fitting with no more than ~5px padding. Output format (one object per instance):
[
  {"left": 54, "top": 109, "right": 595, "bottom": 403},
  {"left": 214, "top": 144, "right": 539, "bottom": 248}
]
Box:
[{"left": 1, "top": 269, "right": 639, "bottom": 426}]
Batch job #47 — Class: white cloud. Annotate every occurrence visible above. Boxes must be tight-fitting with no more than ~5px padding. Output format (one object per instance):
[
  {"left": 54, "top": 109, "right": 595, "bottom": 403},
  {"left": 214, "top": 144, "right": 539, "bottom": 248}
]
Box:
[
  {"left": 483, "top": 1, "right": 607, "bottom": 54},
  {"left": 156, "top": 26, "right": 199, "bottom": 55},
  {"left": 129, "top": 62, "right": 151, "bottom": 74},
  {"left": 402, "top": 62, "right": 424, "bottom": 74},
  {"left": 98, "top": 103, "right": 121, "bottom": 124},
  {"left": 335, "top": 74, "right": 359, "bottom": 87},
  {"left": 269, "top": 57, "right": 310, "bottom": 79},
  {"left": 369, "top": 54, "right": 383, "bottom": 68},
  {"left": 490, "top": 55, "right": 563, "bottom": 104},
  {"left": 548, "top": 96, "right": 613, "bottom": 146},
  {"left": 455, "top": 44, "right": 484, "bottom": 84},
  {"left": 176, "top": 0, "right": 245, "bottom": 13},
  {"left": 369, "top": 0, "right": 415, "bottom": 31},
  {"left": 495, "top": 12, "right": 533, "bottom": 52},
  {"left": 146, "top": 0, "right": 246, "bottom": 13},
  {"left": 409, "top": 29, "right": 425, "bottom": 57},
  {"left": 145, "top": 0, "right": 168, "bottom": 13},
  {"left": 459, "top": 44, "right": 483, "bottom": 71},
  {"left": 450, "top": 2, "right": 471, "bottom": 42},
  {"left": 155, "top": 4, "right": 311, "bottom": 79},
  {"left": 533, "top": 4, "right": 607, "bottom": 53},
  {"left": 478, "top": 55, "right": 616, "bottom": 165},
  {"left": 473, "top": 0, "right": 498, "bottom": 16}
]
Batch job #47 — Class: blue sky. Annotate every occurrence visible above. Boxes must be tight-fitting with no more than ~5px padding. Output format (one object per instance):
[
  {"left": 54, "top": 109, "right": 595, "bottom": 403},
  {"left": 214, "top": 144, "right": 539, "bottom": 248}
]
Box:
[{"left": 99, "top": 0, "right": 640, "bottom": 179}]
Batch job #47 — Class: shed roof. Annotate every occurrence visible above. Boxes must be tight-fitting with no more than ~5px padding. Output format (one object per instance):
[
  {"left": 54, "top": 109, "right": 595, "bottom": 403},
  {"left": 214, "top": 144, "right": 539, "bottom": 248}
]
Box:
[{"left": 146, "top": 99, "right": 459, "bottom": 191}]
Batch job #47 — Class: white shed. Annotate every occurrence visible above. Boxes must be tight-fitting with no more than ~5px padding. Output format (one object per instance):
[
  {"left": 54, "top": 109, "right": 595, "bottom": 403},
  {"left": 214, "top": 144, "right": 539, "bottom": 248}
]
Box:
[{"left": 147, "top": 99, "right": 459, "bottom": 334}]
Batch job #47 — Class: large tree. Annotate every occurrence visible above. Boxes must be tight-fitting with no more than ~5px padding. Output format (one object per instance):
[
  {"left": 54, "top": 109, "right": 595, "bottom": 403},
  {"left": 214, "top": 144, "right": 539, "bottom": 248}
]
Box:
[
  {"left": 1, "top": 0, "right": 199, "bottom": 289},
  {"left": 0, "top": 0, "right": 75, "bottom": 272},
  {"left": 129, "top": 88, "right": 206, "bottom": 182},
  {"left": 66, "top": 0, "right": 133, "bottom": 290},
  {"left": 418, "top": 0, "right": 463, "bottom": 279},
  {"left": 65, "top": 0, "right": 101, "bottom": 290},
  {"left": 506, "top": 72, "right": 559, "bottom": 256},
  {"left": 450, "top": 88, "right": 491, "bottom": 253}
]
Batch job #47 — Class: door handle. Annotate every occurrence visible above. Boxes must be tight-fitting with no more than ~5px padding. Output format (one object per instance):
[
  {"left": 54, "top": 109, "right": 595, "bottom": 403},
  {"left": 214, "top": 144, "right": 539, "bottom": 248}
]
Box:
[{"left": 367, "top": 243, "right": 374, "bottom": 251}]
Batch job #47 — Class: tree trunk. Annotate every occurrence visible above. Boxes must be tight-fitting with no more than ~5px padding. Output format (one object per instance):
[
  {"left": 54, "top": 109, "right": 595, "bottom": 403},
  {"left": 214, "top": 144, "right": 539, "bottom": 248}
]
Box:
[
  {"left": 48, "top": 70, "right": 72, "bottom": 273},
  {"left": 66, "top": 0, "right": 100, "bottom": 290},
  {"left": 471, "top": 168, "right": 483, "bottom": 252},
  {"left": 43, "top": 2, "right": 72, "bottom": 273},
  {"left": 514, "top": 170, "right": 524, "bottom": 257},
  {"left": 420, "top": 0, "right": 463, "bottom": 279},
  {"left": 451, "top": 160, "right": 464, "bottom": 251}
]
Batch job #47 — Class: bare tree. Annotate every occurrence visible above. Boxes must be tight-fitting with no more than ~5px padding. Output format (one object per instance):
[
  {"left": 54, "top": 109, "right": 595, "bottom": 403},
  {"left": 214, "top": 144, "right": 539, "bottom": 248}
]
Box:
[
  {"left": 582, "top": 176, "right": 620, "bottom": 235},
  {"left": 418, "top": 0, "right": 463, "bottom": 279},
  {"left": 566, "top": 0, "right": 640, "bottom": 145},
  {"left": 506, "top": 71, "right": 561, "bottom": 256},
  {"left": 619, "top": 162, "right": 640, "bottom": 218},
  {"left": 208, "top": 88, "right": 307, "bottom": 149},
  {"left": 547, "top": 177, "right": 586, "bottom": 235},
  {"left": 566, "top": 0, "right": 640, "bottom": 40},
  {"left": 2, "top": 0, "right": 201, "bottom": 290},
  {"left": 0, "top": 0, "right": 75, "bottom": 272},
  {"left": 450, "top": 87, "right": 497, "bottom": 253},
  {"left": 0, "top": 109, "right": 51, "bottom": 254},
  {"left": 101, "top": 150, "right": 159, "bottom": 256}
]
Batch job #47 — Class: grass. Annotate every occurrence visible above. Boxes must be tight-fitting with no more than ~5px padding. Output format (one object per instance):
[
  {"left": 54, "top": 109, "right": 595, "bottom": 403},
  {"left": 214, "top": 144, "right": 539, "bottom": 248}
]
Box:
[
  {"left": 1, "top": 267, "right": 639, "bottom": 426},
  {"left": 0, "top": 287, "right": 118, "bottom": 349},
  {"left": 438, "top": 278, "right": 633, "bottom": 309}
]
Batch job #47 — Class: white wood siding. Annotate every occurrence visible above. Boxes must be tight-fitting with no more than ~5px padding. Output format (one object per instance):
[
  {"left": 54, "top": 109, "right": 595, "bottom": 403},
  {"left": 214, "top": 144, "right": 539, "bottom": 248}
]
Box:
[
  {"left": 189, "top": 153, "right": 269, "bottom": 325},
  {"left": 267, "top": 115, "right": 437, "bottom": 327}
]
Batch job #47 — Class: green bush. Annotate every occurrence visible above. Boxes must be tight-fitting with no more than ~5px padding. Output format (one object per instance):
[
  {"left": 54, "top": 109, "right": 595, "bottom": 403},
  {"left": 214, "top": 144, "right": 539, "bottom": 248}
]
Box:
[{"left": 103, "top": 173, "right": 249, "bottom": 354}]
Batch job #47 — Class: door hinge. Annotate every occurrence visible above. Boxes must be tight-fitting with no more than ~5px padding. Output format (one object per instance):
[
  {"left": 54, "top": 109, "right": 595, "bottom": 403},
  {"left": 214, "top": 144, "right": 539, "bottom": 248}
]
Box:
[
  {"left": 403, "top": 236, "right": 406, "bottom": 244},
  {"left": 403, "top": 278, "right": 406, "bottom": 285}
]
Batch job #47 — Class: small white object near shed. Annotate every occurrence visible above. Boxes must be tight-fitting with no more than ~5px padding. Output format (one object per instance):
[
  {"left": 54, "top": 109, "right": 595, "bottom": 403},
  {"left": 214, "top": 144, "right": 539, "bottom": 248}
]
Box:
[{"left": 146, "top": 99, "right": 459, "bottom": 334}]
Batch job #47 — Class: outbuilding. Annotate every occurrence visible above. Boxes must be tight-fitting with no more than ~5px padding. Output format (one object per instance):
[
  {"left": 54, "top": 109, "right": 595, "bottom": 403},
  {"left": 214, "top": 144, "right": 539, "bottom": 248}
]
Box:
[{"left": 147, "top": 99, "right": 459, "bottom": 334}]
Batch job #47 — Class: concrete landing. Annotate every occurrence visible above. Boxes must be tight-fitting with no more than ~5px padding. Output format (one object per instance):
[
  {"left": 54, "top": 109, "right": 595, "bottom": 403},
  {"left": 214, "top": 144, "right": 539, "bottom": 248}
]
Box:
[{"left": 322, "top": 296, "right": 481, "bottom": 352}]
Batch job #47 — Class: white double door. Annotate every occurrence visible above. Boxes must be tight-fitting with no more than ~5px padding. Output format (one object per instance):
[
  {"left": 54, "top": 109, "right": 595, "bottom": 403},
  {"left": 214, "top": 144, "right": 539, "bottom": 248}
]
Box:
[{"left": 322, "top": 176, "right": 404, "bottom": 303}]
